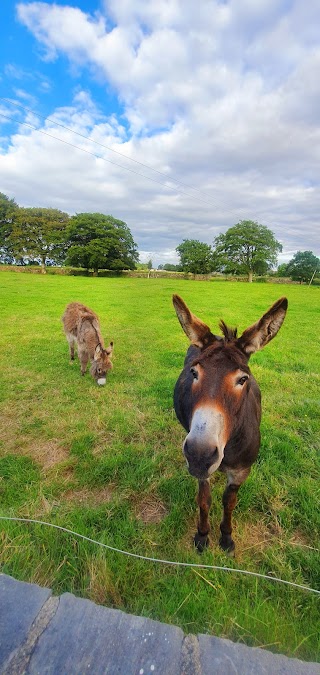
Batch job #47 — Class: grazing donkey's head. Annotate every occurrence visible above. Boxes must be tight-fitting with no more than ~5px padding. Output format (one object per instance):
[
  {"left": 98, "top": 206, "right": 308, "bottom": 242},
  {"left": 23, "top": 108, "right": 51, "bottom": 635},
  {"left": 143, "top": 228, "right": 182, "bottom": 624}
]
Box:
[
  {"left": 90, "top": 342, "right": 114, "bottom": 386},
  {"left": 173, "top": 294, "right": 288, "bottom": 480}
]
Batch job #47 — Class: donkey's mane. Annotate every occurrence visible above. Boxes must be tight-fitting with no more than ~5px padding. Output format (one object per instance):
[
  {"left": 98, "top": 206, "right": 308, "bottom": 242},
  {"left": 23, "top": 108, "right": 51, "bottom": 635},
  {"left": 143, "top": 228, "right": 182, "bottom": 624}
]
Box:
[{"left": 219, "top": 320, "right": 238, "bottom": 342}]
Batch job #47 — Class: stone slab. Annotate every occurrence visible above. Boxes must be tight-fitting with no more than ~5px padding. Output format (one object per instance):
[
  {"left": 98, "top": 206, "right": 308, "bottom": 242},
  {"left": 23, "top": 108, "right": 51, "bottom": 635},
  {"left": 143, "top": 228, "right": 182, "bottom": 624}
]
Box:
[
  {"left": 28, "top": 592, "right": 184, "bottom": 675},
  {"left": 0, "top": 573, "right": 51, "bottom": 670},
  {"left": 198, "top": 634, "right": 320, "bottom": 675},
  {"left": 0, "top": 574, "right": 319, "bottom": 675}
]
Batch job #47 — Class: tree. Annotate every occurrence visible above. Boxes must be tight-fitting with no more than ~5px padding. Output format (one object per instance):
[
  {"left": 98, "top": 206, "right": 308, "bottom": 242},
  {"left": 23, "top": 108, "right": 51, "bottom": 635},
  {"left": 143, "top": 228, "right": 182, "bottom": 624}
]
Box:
[
  {"left": 9, "top": 207, "right": 69, "bottom": 272},
  {"left": 286, "top": 251, "right": 319, "bottom": 283},
  {"left": 276, "top": 263, "right": 289, "bottom": 277},
  {"left": 65, "top": 213, "right": 138, "bottom": 273},
  {"left": 213, "top": 220, "right": 282, "bottom": 282},
  {"left": 0, "top": 192, "right": 18, "bottom": 263},
  {"left": 176, "top": 239, "right": 214, "bottom": 275},
  {"left": 147, "top": 258, "right": 153, "bottom": 278}
]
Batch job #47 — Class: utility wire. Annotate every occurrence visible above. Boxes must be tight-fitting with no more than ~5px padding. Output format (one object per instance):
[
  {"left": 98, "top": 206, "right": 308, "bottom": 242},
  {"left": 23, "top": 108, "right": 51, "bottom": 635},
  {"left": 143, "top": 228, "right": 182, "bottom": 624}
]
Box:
[
  {"left": 1, "top": 516, "right": 319, "bottom": 595},
  {"left": 0, "top": 96, "right": 254, "bottom": 220},
  {"left": 0, "top": 111, "right": 238, "bottom": 212}
]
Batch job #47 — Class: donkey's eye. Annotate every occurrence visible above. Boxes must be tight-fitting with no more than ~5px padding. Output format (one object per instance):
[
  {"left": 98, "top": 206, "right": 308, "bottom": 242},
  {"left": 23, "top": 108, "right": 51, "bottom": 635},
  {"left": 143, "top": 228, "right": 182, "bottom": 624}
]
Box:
[
  {"left": 237, "top": 375, "right": 249, "bottom": 386},
  {"left": 190, "top": 367, "right": 198, "bottom": 380}
]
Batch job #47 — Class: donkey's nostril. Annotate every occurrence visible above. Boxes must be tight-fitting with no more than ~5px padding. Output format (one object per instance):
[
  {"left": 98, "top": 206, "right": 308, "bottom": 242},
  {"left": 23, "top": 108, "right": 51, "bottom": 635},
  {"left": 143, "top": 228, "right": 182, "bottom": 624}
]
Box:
[
  {"left": 210, "top": 447, "right": 218, "bottom": 460},
  {"left": 184, "top": 441, "right": 191, "bottom": 459},
  {"left": 204, "top": 448, "right": 218, "bottom": 469}
]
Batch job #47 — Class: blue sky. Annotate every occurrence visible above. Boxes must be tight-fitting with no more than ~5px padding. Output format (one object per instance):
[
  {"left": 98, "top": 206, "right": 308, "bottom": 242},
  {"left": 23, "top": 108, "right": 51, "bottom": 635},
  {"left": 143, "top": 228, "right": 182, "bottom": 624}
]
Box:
[
  {"left": 1, "top": 1, "right": 320, "bottom": 265},
  {"left": 0, "top": 2, "right": 123, "bottom": 129}
]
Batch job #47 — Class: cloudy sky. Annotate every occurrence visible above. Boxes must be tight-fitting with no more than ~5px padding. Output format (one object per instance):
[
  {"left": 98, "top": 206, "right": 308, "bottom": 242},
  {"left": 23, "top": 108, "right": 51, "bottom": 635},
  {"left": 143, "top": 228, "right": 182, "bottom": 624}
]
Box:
[{"left": 0, "top": 0, "right": 319, "bottom": 266}]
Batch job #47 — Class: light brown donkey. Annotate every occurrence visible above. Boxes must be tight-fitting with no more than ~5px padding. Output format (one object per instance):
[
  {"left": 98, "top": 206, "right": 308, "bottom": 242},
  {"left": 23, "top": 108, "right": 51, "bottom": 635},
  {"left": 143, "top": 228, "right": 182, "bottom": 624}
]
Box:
[{"left": 62, "top": 302, "right": 113, "bottom": 385}]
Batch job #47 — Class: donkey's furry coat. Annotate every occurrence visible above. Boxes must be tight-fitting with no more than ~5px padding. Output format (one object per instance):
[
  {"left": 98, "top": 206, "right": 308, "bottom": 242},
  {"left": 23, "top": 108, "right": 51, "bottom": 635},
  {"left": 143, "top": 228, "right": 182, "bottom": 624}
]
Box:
[{"left": 62, "top": 302, "right": 113, "bottom": 385}]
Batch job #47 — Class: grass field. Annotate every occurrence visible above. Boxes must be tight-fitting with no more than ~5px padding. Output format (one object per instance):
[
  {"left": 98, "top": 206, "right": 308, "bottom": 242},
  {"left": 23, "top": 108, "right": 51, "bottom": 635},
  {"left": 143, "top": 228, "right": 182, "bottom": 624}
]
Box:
[{"left": 0, "top": 272, "right": 319, "bottom": 661}]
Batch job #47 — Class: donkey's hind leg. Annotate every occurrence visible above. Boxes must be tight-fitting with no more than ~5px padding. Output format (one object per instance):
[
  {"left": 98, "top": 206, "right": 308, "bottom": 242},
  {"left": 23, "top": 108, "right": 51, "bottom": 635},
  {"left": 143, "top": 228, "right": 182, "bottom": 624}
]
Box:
[
  {"left": 66, "top": 333, "right": 76, "bottom": 361},
  {"left": 219, "top": 467, "right": 250, "bottom": 555}
]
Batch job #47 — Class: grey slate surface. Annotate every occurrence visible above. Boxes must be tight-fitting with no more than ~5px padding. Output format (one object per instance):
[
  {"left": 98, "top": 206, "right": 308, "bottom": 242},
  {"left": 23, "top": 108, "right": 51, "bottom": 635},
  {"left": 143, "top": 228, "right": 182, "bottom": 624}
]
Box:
[
  {"left": 0, "top": 573, "right": 51, "bottom": 670},
  {"left": 198, "top": 634, "right": 320, "bottom": 675},
  {"left": 0, "top": 573, "right": 319, "bottom": 675},
  {"left": 29, "top": 592, "right": 184, "bottom": 675}
]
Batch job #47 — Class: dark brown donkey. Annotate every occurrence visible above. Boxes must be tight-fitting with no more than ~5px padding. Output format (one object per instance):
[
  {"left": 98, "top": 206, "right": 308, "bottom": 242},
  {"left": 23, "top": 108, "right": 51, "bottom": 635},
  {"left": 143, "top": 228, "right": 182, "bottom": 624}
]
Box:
[
  {"left": 62, "top": 302, "right": 113, "bottom": 385},
  {"left": 173, "top": 294, "right": 288, "bottom": 554}
]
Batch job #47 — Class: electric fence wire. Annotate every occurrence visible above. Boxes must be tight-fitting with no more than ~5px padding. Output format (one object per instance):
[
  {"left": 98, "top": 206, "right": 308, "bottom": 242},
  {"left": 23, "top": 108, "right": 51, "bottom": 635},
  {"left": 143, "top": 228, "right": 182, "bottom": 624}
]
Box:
[
  {"left": 1, "top": 107, "right": 316, "bottom": 596},
  {"left": 0, "top": 516, "right": 319, "bottom": 596},
  {"left": 0, "top": 102, "right": 317, "bottom": 596}
]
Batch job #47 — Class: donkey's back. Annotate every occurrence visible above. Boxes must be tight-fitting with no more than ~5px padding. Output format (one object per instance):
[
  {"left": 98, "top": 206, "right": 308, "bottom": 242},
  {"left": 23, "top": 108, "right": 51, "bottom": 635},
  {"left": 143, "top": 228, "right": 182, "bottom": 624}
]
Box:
[
  {"left": 62, "top": 302, "right": 113, "bottom": 385},
  {"left": 62, "top": 302, "right": 100, "bottom": 336}
]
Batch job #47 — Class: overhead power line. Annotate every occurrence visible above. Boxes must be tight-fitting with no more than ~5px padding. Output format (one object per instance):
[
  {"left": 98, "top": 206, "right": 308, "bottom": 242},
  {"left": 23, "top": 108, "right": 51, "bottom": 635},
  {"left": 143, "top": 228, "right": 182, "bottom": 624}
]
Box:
[
  {"left": 0, "top": 96, "right": 253, "bottom": 219},
  {"left": 1, "top": 111, "right": 233, "bottom": 211},
  {"left": 1, "top": 109, "right": 260, "bottom": 220},
  {"left": 0, "top": 102, "right": 290, "bottom": 235}
]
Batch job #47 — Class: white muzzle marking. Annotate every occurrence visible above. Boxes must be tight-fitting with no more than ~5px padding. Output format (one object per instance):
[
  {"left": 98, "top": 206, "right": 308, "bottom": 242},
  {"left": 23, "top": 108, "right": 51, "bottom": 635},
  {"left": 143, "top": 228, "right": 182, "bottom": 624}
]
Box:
[
  {"left": 97, "top": 378, "right": 106, "bottom": 386},
  {"left": 185, "top": 405, "right": 225, "bottom": 474}
]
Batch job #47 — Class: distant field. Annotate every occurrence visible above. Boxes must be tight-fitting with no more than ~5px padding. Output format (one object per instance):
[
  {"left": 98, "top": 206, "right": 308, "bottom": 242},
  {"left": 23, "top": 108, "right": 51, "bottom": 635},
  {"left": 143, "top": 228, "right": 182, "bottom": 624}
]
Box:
[{"left": 0, "top": 272, "right": 319, "bottom": 661}]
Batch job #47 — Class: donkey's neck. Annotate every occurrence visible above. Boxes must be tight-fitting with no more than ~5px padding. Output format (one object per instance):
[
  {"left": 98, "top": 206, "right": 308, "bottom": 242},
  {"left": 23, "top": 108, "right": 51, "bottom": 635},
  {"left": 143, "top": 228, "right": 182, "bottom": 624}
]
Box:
[{"left": 83, "top": 320, "right": 104, "bottom": 359}]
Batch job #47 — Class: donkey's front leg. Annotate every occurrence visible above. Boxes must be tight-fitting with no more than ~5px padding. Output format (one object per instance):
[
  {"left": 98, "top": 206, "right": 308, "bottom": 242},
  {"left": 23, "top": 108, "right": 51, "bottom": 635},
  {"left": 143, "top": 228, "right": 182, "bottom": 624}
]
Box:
[
  {"left": 194, "top": 479, "right": 212, "bottom": 552},
  {"left": 79, "top": 348, "right": 89, "bottom": 376},
  {"left": 219, "top": 468, "right": 250, "bottom": 555}
]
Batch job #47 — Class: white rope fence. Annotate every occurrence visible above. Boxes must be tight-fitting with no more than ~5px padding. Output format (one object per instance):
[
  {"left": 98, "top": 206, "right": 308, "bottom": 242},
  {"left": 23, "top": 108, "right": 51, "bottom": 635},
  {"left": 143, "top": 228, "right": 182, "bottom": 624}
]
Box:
[{"left": 1, "top": 516, "right": 319, "bottom": 595}]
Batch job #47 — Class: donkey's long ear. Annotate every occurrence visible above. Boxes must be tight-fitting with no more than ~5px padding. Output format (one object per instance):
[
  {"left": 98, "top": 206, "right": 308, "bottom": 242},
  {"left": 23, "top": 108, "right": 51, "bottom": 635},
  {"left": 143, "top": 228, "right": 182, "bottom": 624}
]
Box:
[
  {"left": 106, "top": 341, "right": 113, "bottom": 356},
  {"left": 237, "top": 297, "right": 288, "bottom": 356},
  {"left": 94, "top": 344, "right": 103, "bottom": 360},
  {"left": 172, "top": 295, "right": 216, "bottom": 348}
]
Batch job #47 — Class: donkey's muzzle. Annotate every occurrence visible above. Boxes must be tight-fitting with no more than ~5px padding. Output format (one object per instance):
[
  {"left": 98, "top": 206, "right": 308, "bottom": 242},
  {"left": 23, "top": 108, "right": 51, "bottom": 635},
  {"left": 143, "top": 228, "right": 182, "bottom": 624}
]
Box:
[{"left": 184, "top": 441, "right": 219, "bottom": 479}]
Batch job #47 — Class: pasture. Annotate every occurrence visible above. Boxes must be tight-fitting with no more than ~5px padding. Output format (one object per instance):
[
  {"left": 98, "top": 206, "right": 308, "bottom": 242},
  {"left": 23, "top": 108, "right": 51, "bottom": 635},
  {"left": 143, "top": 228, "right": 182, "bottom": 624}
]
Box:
[{"left": 0, "top": 272, "right": 319, "bottom": 661}]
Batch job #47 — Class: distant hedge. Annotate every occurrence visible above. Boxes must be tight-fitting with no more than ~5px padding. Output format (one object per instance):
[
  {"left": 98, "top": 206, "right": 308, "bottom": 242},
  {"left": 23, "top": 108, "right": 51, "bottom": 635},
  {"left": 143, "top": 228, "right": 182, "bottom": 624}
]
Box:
[
  {"left": 0, "top": 265, "right": 318, "bottom": 284},
  {"left": 0, "top": 265, "right": 210, "bottom": 280}
]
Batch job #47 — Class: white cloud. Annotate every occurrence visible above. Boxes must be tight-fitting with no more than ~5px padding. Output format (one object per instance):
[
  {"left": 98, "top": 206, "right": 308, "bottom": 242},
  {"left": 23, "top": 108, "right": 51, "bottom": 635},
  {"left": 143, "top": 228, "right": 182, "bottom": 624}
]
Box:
[{"left": 0, "top": 1, "right": 319, "bottom": 261}]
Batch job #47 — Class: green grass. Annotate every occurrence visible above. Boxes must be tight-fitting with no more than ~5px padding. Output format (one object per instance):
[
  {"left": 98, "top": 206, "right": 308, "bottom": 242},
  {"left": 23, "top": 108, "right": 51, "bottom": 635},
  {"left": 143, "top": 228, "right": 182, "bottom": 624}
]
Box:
[{"left": 0, "top": 272, "right": 319, "bottom": 661}]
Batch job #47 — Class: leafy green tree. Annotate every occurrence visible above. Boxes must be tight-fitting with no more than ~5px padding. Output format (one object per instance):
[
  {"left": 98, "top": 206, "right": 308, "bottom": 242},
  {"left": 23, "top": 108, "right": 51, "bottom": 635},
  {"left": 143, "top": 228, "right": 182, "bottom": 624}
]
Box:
[
  {"left": 276, "top": 263, "right": 289, "bottom": 277},
  {"left": 65, "top": 213, "right": 138, "bottom": 273},
  {"left": 8, "top": 207, "right": 69, "bottom": 272},
  {"left": 213, "top": 220, "right": 282, "bottom": 282},
  {"left": 176, "top": 239, "right": 214, "bottom": 275},
  {"left": 286, "top": 251, "right": 319, "bottom": 283},
  {"left": 0, "top": 192, "right": 18, "bottom": 263}
]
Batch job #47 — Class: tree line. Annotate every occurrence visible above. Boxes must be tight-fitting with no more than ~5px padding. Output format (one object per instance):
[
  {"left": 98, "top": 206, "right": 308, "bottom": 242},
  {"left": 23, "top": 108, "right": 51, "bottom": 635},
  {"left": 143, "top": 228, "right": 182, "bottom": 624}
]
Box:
[
  {"left": 1, "top": 193, "right": 318, "bottom": 281},
  {"left": 0, "top": 192, "right": 138, "bottom": 273},
  {"left": 173, "top": 221, "right": 319, "bottom": 283}
]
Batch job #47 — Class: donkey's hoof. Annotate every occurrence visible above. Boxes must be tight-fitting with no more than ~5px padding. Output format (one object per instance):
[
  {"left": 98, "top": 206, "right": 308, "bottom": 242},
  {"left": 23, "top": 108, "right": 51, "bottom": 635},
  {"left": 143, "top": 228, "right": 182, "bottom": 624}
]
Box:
[
  {"left": 219, "top": 536, "right": 235, "bottom": 556},
  {"left": 194, "top": 531, "right": 209, "bottom": 553}
]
